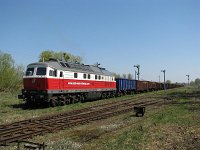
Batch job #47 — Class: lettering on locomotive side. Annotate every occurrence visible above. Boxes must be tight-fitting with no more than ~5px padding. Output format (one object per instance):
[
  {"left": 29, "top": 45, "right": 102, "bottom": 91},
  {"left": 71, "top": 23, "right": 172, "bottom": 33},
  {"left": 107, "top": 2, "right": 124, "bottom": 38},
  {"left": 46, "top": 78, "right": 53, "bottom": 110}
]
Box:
[{"left": 68, "top": 82, "right": 91, "bottom": 85}]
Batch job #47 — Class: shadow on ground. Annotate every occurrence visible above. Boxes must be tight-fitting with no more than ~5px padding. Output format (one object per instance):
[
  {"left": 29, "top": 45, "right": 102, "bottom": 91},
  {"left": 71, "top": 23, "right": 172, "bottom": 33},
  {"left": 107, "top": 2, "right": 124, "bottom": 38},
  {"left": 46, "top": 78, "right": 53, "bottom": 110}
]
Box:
[{"left": 8, "top": 103, "right": 49, "bottom": 110}]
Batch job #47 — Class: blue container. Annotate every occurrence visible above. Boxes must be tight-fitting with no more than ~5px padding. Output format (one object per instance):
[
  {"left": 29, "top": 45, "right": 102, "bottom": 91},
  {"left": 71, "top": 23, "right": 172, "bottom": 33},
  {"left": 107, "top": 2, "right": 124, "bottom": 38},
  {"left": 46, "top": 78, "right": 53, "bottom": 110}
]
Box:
[{"left": 116, "top": 78, "right": 136, "bottom": 92}]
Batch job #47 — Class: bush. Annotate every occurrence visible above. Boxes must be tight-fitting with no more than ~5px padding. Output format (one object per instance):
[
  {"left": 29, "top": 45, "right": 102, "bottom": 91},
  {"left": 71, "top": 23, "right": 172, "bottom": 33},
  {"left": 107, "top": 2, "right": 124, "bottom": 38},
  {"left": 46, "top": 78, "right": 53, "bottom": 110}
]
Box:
[{"left": 0, "top": 51, "right": 23, "bottom": 92}]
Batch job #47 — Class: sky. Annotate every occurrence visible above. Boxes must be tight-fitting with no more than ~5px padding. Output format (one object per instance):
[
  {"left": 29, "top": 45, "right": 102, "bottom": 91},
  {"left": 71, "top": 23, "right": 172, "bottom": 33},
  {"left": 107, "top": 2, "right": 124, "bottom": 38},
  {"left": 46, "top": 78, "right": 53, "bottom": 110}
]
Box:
[{"left": 0, "top": 0, "right": 200, "bottom": 83}]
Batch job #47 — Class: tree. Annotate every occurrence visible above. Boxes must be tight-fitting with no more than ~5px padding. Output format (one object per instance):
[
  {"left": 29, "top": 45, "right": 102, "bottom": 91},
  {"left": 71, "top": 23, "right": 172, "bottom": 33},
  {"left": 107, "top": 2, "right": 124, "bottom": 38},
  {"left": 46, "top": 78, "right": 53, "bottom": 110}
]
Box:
[
  {"left": 127, "top": 73, "right": 133, "bottom": 80},
  {"left": 122, "top": 74, "right": 127, "bottom": 79},
  {"left": 39, "top": 50, "right": 82, "bottom": 63},
  {"left": 195, "top": 78, "right": 200, "bottom": 85},
  {"left": 0, "top": 51, "right": 23, "bottom": 92},
  {"left": 63, "top": 53, "right": 70, "bottom": 61},
  {"left": 166, "top": 80, "right": 171, "bottom": 84},
  {"left": 68, "top": 54, "right": 82, "bottom": 63},
  {"left": 112, "top": 73, "right": 134, "bottom": 79},
  {"left": 39, "top": 50, "right": 53, "bottom": 62},
  {"left": 191, "top": 78, "right": 200, "bottom": 88},
  {"left": 190, "top": 81, "right": 195, "bottom": 86},
  {"left": 112, "top": 73, "right": 121, "bottom": 78}
]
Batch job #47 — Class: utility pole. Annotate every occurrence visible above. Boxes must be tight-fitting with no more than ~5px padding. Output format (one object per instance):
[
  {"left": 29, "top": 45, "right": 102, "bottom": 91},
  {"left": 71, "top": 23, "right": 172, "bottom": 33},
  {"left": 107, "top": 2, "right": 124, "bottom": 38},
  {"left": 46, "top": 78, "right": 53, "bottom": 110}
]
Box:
[
  {"left": 161, "top": 70, "right": 166, "bottom": 90},
  {"left": 134, "top": 65, "right": 140, "bottom": 80},
  {"left": 186, "top": 75, "right": 190, "bottom": 87},
  {"left": 135, "top": 71, "right": 137, "bottom": 80},
  {"left": 158, "top": 75, "right": 161, "bottom": 89}
]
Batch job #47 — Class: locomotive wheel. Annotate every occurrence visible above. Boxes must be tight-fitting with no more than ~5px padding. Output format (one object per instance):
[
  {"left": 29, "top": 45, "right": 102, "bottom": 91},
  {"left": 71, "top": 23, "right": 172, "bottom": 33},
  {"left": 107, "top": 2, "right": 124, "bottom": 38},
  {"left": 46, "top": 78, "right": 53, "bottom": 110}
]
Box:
[
  {"left": 80, "top": 96, "right": 85, "bottom": 103},
  {"left": 101, "top": 93, "right": 105, "bottom": 99},
  {"left": 103, "top": 94, "right": 106, "bottom": 99},
  {"left": 70, "top": 98, "right": 75, "bottom": 104},
  {"left": 60, "top": 101, "right": 65, "bottom": 106},
  {"left": 50, "top": 99, "right": 56, "bottom": 107},
  {"left": 71, "top": 95, "right": 79, "bottom": 104},
  {"left": 106, "top": 94, "right": 109, "bottom": 98},
  {"left": 56, "top": 100, "right": 61, "bottom": 106},
  {"left": 110, "top": 93, "right": 113, "bottom": 98},
  {"left": 65, "top": 98, "right": 70, "bottom": 105},
  {"left": 59, "top": 95, "right": 65, "bottom": 106}
]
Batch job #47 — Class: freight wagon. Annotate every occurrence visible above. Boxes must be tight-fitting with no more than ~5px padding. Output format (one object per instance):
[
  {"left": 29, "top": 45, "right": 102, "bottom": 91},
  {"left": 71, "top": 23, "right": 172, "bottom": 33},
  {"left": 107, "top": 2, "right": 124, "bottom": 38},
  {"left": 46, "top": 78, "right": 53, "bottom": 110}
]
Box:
[
  {"left": 115, "top": 78, "right": 136, "bottom": 95},
  {"left": 136, "top": 80, "right": 149, "bottom": 92}
]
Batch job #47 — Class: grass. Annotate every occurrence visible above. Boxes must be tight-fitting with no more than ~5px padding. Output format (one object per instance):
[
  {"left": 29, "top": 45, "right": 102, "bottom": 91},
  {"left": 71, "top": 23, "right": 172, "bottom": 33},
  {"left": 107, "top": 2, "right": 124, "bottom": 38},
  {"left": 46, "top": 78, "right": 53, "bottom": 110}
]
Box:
[
  {"left": 1, "top": 87, "right": 200, "bottom": 150},
  {"left": 152, "top": 104, "right": 189, "bottom": 125},
  {"left": 89, "top": 88, "right": 200, "bottom": 150}
]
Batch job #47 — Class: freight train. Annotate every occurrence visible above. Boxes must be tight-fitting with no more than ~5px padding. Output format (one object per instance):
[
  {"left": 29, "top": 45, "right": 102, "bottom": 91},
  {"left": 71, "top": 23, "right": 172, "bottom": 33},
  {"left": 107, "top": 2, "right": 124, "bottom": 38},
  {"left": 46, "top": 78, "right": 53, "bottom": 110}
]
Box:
[{"left": 18, "top": 59, "right": 182, "bottom": 106}]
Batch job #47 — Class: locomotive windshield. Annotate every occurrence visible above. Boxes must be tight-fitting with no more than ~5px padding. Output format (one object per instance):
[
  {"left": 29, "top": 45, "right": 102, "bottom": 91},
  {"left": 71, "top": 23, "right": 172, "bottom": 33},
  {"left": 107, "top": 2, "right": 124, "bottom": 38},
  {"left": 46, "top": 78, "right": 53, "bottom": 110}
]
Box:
[
  {"left": 25, "top": 68, "right": 34, "bottom": 76},
  {"left": 36, "top": 67, "right": 46, "bottom": 75}
]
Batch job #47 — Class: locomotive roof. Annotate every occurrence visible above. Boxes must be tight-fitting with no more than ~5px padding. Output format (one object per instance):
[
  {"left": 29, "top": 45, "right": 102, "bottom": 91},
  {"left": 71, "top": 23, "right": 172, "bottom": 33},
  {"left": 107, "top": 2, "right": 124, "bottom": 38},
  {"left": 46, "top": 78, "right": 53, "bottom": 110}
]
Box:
[{"left": 28, "top": 59, "right": 114, "bottom": 76}]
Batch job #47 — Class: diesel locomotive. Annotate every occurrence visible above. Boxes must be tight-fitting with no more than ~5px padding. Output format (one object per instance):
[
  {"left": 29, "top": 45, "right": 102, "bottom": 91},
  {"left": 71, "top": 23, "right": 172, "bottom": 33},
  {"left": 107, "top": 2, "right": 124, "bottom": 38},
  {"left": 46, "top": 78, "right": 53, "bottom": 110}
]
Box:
[{"left": 18, "top": 59, "right": 116, "bottom": 106}]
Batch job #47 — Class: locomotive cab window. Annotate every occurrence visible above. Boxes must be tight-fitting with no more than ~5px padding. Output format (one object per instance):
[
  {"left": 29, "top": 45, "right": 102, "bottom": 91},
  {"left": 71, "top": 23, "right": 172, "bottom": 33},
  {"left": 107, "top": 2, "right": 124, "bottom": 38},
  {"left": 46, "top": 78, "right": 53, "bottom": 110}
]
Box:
[
  {"left": 36, "top": 67, "right": 46, "bottom": 75},
  {"left": 74, "top": 73, "right": 78, "bottom": 78},
  {"left": 60, "top": 72, "right": 63, "bottom": 77},
  {"left": 95, "top": 75, "right": 97, "bottom": 80},
  {"left": 98, "top": 75, "right": 101, "bottom": 80},
  {"left": 25, "top": 68, "right": 34, "bottom": 76},
  {"left": 88, "top": 74, "right": 91, "bottom": 79},
  {"left": 49, "top": 70, "right": 57, "bottom": 77},
  {"left": 83, "top": 74, "right": 87, "bottom": 79}
]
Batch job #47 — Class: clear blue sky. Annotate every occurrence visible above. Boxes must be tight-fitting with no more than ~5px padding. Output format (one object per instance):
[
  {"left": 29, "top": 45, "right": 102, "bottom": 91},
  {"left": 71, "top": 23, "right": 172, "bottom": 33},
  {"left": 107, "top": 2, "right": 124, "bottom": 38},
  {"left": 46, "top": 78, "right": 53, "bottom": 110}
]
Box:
[{"left": 0, "top": 0, "right": 199, "bottom": 83}]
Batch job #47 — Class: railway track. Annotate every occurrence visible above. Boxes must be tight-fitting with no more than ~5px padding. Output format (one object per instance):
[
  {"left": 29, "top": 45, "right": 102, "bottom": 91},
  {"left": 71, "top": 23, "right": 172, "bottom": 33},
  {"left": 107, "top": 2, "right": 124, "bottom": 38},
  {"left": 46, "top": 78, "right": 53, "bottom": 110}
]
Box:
[
  {"left": 0, "top": 96, "right": 148, "bottom": 130},
  {"left": 0, "top": 98, "right": 167, "bottom": 146}
]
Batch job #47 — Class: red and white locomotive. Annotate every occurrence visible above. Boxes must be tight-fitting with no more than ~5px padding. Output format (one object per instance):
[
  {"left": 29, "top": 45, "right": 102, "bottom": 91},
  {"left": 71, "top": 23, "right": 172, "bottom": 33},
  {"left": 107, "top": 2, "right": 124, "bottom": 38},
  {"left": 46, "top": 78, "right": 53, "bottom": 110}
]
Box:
[{"left": 19, "top": 59, "right": 116, "bottom": 106}]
